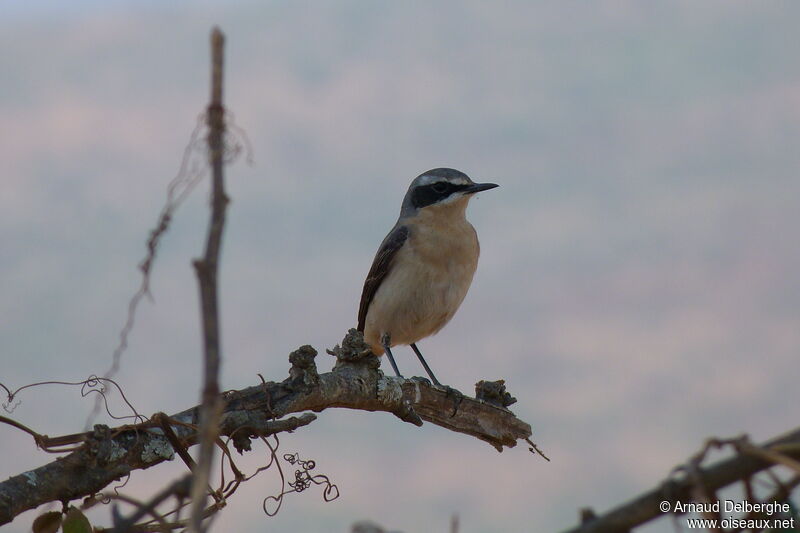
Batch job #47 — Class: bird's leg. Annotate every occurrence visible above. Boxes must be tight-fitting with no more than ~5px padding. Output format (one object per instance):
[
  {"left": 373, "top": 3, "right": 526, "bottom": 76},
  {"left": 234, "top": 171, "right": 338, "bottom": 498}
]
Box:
[
  {"left": 410, "top": 343, "right": 443, "bottom": 387},
  {"left": 410, "top": 343, "right": 463, "bottom": 416},
  {"left": 381, "top": 333, "right": 403, "bottom": 378}
]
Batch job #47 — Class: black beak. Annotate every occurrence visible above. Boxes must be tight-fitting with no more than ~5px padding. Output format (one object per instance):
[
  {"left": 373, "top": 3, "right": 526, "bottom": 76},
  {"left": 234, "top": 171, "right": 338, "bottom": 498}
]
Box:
[{"left": 464, "top": 182, "right": 499, "bottom": 194}]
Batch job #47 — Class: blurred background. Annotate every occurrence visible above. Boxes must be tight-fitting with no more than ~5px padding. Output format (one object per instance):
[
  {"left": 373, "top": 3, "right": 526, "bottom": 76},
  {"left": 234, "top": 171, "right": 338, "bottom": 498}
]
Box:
[{"left": 2, "top": 1, "right": 799, "bottom": 531}]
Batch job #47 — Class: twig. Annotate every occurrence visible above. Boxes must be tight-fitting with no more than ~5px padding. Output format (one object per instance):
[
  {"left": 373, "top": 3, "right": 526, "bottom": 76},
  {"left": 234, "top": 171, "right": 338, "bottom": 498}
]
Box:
[
  {"left": 110, "top": 475, "right": 191, "bottom": 533},
  {"left": 187, "top": 26, "right": 228, "bottom": 533},
  {"left": 737, "top": 474, "right": 800, "bottom": 531},
  {"left": 154, "top": 413, "right": 197, "bottom": 472}
]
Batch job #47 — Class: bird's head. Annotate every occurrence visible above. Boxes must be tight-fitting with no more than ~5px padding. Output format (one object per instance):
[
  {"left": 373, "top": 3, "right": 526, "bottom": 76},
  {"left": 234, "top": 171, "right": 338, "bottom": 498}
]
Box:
[{"left": 400, "top": 168, "right": 498, "bottom": 218}]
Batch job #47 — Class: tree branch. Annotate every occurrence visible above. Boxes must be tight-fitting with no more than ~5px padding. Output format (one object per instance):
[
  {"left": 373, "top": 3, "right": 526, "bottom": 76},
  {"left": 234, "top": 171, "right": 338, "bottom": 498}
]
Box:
[
  {"left": 0, "top": 329, "right": 534, "bottom": 527},
  {"left": 563, "top": 427, "right": 800, "bottom": 533}
]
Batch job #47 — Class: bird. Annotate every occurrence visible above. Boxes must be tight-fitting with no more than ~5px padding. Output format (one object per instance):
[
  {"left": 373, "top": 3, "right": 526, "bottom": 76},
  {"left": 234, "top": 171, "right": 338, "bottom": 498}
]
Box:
[{"left": 357, "top": 168, "right": 498, "bottom": 386}]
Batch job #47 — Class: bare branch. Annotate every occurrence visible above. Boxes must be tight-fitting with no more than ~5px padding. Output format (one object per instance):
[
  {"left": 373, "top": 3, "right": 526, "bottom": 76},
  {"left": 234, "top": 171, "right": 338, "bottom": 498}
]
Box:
[
  {"left": 188, "top": 26, "right": 228, "bottom": 533},
  {"left": 563, "top": 428, "right": 800, "bottom": 533},
  {"left": 0, "top": 329, "right": 534, "bottom": 527}
]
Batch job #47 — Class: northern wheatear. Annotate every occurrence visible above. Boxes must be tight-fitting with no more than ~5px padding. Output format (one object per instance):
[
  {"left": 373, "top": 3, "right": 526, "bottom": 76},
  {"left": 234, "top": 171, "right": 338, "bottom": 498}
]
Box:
[{"left": 357, "top": 168, "right": 498, "bottom": 386}]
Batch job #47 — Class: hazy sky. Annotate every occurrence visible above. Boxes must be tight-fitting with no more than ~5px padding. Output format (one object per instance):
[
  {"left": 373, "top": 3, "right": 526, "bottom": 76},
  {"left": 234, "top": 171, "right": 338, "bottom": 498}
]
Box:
[{"left": 2, "top": 2, "right": 799, "bottom": 532}]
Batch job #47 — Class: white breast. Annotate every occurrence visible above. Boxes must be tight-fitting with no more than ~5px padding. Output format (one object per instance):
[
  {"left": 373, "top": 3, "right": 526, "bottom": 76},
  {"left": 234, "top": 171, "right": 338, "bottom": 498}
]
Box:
[{"left": 363, "top": 201, "right": 480, "bottom": 352}]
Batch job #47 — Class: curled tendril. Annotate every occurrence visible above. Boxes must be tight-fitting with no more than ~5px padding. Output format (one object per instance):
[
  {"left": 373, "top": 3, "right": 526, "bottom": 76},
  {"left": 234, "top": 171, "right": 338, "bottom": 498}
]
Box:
[
  {"left": 3, "top": 397, "right": 21, "bottom": 413},
  {"left": 0, "top": 377, "right": 144, "bottom": 423},
  {"left": 84, "top": 108, "right": 252, "bottom": 430},
  {"left": 263, "top": 449, "right": 340, "bottom": 516}
]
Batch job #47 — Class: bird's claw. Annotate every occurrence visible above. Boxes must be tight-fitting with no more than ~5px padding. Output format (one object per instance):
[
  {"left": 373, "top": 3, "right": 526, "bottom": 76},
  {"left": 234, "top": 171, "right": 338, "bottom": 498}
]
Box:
[{"left": 440, "top": 385, "right": 464, "bottom": 417}]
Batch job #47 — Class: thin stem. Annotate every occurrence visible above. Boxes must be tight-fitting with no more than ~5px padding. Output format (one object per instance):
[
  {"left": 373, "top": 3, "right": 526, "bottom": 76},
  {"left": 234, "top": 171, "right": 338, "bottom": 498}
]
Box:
[{"left": 187, "top": 26, "right": 227, "bottom": 533}]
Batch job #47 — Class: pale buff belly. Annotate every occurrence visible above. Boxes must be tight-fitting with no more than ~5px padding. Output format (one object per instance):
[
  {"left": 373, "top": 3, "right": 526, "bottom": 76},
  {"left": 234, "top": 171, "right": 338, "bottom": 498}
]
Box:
[{"left": 363, "top": 229, "right": 478, "bottom": 354}]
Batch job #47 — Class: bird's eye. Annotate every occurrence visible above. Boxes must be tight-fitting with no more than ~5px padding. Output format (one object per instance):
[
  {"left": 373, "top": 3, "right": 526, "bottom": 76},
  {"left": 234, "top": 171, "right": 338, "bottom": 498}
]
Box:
[{"left": 432, "top": 183, "right": 448, "bottom": 194}]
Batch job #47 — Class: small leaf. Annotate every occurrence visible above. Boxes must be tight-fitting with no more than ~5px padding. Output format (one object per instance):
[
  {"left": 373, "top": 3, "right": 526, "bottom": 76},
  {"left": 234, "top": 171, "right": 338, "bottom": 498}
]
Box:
[
  {"left": 32, "top": 511, "right": 62, "bottom": 533},
  {"left": 61, "top": 507, "right": 91, "bottom": 533}
]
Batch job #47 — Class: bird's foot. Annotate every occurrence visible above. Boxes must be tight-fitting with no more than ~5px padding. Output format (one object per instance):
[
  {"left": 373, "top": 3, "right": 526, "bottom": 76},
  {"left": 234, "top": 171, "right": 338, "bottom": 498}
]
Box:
[
  {"left": 442, "top": 385, "right": 464, "bottom": 417},
  {"left": 413, "top": 378, "right": 463, "bottom": 417}
]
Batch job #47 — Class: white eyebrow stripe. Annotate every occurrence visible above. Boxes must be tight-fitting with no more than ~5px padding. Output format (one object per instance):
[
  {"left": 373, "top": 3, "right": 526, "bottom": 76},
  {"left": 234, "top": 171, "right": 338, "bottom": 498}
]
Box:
[
  {"left": 417, "top": 174, "right": 470, "bottom": 187},
  {"left": 416, "top": 174, "right": 440, "bottom": 186}
]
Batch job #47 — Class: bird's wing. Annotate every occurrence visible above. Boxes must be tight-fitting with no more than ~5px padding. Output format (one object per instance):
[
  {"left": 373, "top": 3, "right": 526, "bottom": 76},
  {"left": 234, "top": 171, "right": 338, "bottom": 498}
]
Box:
[{"left": 357, "top": 224, "right": 410, "bottom": 332}]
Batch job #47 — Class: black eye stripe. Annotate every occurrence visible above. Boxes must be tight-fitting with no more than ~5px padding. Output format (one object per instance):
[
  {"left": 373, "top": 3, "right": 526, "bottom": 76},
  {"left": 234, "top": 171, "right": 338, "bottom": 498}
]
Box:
[{"left": 411, "top": 182, "right": 469, "bottom": 208}]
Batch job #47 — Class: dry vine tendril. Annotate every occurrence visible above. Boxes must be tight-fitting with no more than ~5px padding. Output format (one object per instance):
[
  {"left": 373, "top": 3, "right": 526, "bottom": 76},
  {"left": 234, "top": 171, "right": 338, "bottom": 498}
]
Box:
[{"left": 262, "top": 447, "right": 340, "bottom": 517}]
